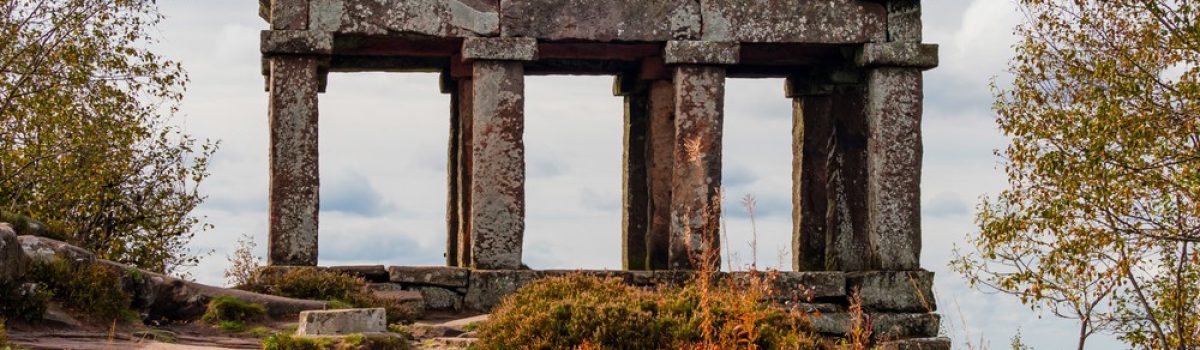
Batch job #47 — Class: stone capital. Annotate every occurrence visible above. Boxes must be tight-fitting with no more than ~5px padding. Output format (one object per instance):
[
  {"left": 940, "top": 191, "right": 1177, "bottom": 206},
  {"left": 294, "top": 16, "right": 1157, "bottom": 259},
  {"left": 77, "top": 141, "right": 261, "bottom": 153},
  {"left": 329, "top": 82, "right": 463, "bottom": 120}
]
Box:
[
  {"left": 856, "top": 42, "right": 938, "bottom": 69},
  {"left": 261, "top": 30, "right": 334, "bottom": 55},
  {"left": 664, "top": 41, "right": 739, "bottom": 65},
  {"left": 462, "top": 37, "right": 538, "bottom": 61}
]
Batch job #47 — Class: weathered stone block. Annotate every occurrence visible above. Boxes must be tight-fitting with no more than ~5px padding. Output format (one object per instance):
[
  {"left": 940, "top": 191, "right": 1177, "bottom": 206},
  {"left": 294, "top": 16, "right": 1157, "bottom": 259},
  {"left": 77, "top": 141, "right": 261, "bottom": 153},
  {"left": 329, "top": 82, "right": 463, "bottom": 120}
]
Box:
[
  {"left": 462, "top": 37, "right": 538, "bottom": 61},
  {"left": 668, "top": 65, "right": 725, "bottom": 270},
  {"left": 699, "top": 0, "right": 886, "bottom": 43},
  {"left": 886, "top": 0, "right": 922, "bottom": 43},
  {"left": 500, "top": 0, "right": 700, "bottom": 41},
  {"left": 469, "top": 61, "right": 526, "bottom": 270},
  {"left": 866, "top": 68, "right": 923, "bottom": 271},
  {"left": 763, "top": 271, "right": 846, "bottom": 299},
  {"left": 297, "top": 308, "right": 387, "bottom": 336},
  {"left": 271, "top": 0, "right": 309, "bottom": 30},
  {"left": 388, "top": 266, "right": 471, "bottom": 288},
  {"left": 328, "top": 265, "right": 389, "bottom": 282},
  {"left": 664, "top": 41, "right": 739, "bottom": 65},
  {"left": 309, "top": 0, "right": 499, "bottom": 37},
  {"left": 261, "top": 30, "right": 333, "bottom": 55},
  {"left": 857, "top": 43, "right": 938, "bottom": 69},
  {"left": 811, "top": 312, "right": 940, "bottom": 338},
  {"left": 847, "top": 271, "right": 936, "bottom": 312},
  {"left": 878, "top": 337, "right": 951, "bottom": 350},
  {"left": 417, "top": 286, "right": 465, "bottom": 310},
  {"left": 464, "top": 270, "right": 542, "bottom": 311},
  {"left": 268, "top": 57, "right": 321, "bottom": 266},
  {"left": 0, "top": 223, "right": 27, "bottom": 285}
]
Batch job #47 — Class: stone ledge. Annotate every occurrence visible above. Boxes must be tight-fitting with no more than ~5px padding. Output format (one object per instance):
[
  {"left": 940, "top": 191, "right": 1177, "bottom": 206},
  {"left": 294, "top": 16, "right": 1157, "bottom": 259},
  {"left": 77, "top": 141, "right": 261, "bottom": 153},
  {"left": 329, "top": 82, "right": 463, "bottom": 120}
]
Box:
[
  {"left": 388, "top": 266, "right": 471, "bottom": 288},
  {"left": 297, "top": 308, "right": 387, "bottom": 336},
  {"left": 847, "top": 271, "right": 936, "bottom": 312},
  {"left": 664, "top": 41, "right": 740, "bottom": 65},
  {"left": 856, "top": 42, "right": 938, "bottom": 69},
  {"left": 462, "top": 37, "right": 539, "bottom": 61},
  {"left": 261, "top": 30, "right": 333, "bottom": 55}
]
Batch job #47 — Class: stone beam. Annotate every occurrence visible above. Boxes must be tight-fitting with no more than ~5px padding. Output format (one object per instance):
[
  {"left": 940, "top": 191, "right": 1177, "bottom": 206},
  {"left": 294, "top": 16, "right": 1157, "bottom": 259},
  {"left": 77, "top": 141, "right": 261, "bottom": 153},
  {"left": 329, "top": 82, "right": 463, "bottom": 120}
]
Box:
[
  {"left": 268, "top": 57, "right": 321, "bottom": 266},
  {"left": 469, "top": 60, "right": 527, "bottom": 270},
  {"left": 866, "top": 67, "right": 923, "bottom": 271},
  {"left": 699, "top": 0, "right": 886, "bottom": 43},
  {"left": 669, "top": 65, "right": 725, "bottom": 270},
  {"left": 500, "top": 0, "right": 700, "bottom": 42},
  {"left": 308, "top": 0, "right": 499, "bottom": 37}
]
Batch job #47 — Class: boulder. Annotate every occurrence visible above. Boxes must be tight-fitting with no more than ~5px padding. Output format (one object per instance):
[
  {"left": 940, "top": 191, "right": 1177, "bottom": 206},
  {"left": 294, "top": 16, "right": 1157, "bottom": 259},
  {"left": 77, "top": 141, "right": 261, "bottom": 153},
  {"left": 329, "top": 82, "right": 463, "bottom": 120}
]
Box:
[{"left": 0, "top": 223, "right": 27, "bottom": 285}]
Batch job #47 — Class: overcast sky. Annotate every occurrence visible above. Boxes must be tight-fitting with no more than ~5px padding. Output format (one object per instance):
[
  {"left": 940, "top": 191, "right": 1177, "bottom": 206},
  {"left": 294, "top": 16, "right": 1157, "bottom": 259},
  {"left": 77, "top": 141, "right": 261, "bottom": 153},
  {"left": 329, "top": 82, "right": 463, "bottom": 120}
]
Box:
[{"left": 154, "top": 1, "right": 1120, "bottom": 348}]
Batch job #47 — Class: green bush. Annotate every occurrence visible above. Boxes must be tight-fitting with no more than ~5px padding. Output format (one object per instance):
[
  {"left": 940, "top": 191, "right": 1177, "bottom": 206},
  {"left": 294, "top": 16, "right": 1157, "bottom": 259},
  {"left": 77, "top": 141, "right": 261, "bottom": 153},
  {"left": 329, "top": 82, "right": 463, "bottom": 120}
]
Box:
[
  {"left": 0, "top": 283, "right": 51, "bottom": 322},
  {"left": 474, "top": 274, "right": 829, "bottom": 350},
  {"left": 26, "top": 260, "right": 134, "bottom": 322},
  {"left": 261, "top": 333, "right": 334, "bottom": 350},
  {"left": 202, "top": 296, "right": 266, "bottom": 324},
  {"left": 241, "top": 268, "right": 417, "bottom": 324}
]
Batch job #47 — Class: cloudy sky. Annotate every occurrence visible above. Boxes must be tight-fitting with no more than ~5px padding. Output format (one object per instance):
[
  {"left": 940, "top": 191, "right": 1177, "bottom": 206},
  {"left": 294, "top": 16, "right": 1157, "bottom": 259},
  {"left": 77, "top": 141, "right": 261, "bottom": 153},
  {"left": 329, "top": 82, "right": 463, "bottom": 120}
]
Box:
[{"left": 153, "top": 1, "right": 1120, "bottom": 348}]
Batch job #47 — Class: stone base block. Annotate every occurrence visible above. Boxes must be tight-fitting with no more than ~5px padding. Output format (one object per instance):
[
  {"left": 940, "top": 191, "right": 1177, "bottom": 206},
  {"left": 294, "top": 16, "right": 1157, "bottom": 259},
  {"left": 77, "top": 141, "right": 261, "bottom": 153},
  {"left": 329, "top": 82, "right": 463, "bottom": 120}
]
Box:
[
  {"left": 878, "top": 337, "right": 952, "bottom": 350},
  {"left": 847, "top": 271, "right": 936, "bottom": 312},
  {"left": 811, "top": 312, "right": 940, "bottom": 339},
  {"left": 297, "top": 308, "right": 387, "bottom": 336}
]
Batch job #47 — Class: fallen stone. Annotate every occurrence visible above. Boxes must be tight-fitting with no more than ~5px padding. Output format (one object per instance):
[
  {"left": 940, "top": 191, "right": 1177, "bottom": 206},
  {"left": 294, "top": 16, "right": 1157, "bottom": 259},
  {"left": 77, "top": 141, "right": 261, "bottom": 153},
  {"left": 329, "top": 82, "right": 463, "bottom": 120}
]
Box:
[
  {"left": 297, "top": 308, "right": 387, "bottom": 336},
  {"left": 847, "top": 271, "right": 936, "bottom": 312},
  {"left": 500, "top": 0, "right": 700, "bottom": 41},
  {"left": 0, "top": 223, "right": 27, "bottom": 285},
  {"left": 310, "top": 0, "right": 499, "bottom": 37},
  {"left": 699, "top": 0, "right": 886, "bottom": 43},
  {"left": 418, "top": 287, "right": 465, "bottom": 311},
  {"left": 388, "top": 266, "right": 471, "bottom": 288},
  {"left": 877, "top": 337, "right": 952, "bottom": 350}
]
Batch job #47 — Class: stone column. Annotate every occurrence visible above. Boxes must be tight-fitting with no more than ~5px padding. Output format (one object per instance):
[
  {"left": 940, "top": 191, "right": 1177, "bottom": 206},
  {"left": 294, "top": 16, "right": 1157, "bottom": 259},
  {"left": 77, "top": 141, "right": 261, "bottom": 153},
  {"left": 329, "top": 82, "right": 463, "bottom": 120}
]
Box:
[
  {"left": 645, "top": 80, "right": 675, "bottom": 270},
  {"left": 267, "top": 57, "right": 322, "bottom": 266},
  {"left": 442, "top": 72, "right": 461, "bottom": 267},
  {"left": 615, "top": 75, "right": 651, "bottom": 271},
  {"left": 456, "top": 77, "right": 475, "bottom": 268},
  {"left": 663, "top": 41, "right": 737, "bottom": 270},
  {"left": 463, "top": 38, "right": 537, "bottom": 270},
  {"left": 786, "top": 76, "right": 833, "bottom": 272},
  {"left": 857, "top": 42, "right": 938, "bottom": 270}
]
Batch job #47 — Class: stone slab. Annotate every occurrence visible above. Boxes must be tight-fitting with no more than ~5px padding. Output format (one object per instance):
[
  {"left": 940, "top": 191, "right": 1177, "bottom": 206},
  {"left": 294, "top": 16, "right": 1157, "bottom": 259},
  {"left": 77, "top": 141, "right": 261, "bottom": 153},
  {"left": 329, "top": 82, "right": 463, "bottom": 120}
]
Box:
[
  {"left": 847, "top": 271, "right": 936, "bottom": 312},
  {"left": 878, "top": 337, "right": 951, "bottom": 350},
  {"left": 309, "top": 0, "right": 499, "bottom": 37},
  {"left": 261, "top": 30, "right": 333, "bottom": 55},
  {"left": 297, "top": 308, "right": 387, "bottom": 336},
  {"left": 500, "top": 0, "right": 700, "bottom": 41},
  {"left": 328, "top": 265, "right": 389, "bottom": 282},
  {"left": 388, "top": 266, "right": 471, "bottom": 288},
  {"left": 857, "top": 43, "right": 938, "bottom": 69},
  {"left": 810, "top": 312, "right": 940, "bottom": 339},
  {"left": 462, "top": 37, "right": 538, "bottom": 61},
  {"left": 664, "top": 41, "right": 739, "bottom": 65},
  {"left": 699, "top": 0, "right": 886, "bottom": 43},
  {"left": 417, "top": 286, "right": 465, "bottom": 310}
]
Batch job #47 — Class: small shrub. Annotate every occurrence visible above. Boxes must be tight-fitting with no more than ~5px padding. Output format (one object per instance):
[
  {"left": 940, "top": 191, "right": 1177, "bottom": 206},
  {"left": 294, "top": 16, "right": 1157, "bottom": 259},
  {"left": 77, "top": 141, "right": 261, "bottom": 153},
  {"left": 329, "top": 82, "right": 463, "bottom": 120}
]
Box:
[
  {"left": 261, "top": 333, "right": 334, "bottom": 350},
  {"left": 241, "top": 268, "right": 417, "bottom": 324},
  {"left": 26, "top": 260, "right": 134, "bottom": 322},
  {"left": 217, "top": 320, "right": 246, "bottom": 333},
  {"left": 224, "top": 233, "right": 262, "bottom": 287},
  {"left": 0, "top": 283, "right": 51, "bottom": 322},
  {"left": 202, "top": 296, "right": 267, "bottom": 324}
]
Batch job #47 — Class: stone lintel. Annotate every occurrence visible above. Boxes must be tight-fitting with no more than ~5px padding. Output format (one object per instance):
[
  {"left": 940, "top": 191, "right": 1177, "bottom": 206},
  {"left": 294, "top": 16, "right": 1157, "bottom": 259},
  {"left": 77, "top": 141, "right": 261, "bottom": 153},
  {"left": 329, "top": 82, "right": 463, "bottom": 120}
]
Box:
[
  {"left": 270, "top": 0, "right": 309, "bottom": 30},
  {"left": 388, "top": 266, "right": 471, "bottom": 288},
  {"left": 856, "top": 42, "right": 938, "bottom": 69},
  {"left": 297, "top": 308, "right": 387, "bottom": 336},
  {"left": 664, "top": 41, "right": 739, "bottom": 65},
  {"left": 261, "top": 30, "right": 334, "bottom": 55},
  {"left": 784, "top": 70, "right": 862, "bottom": 98},
  {"left": 668, "top": 65, "right": 725, "bottom": 270},
  {"left": 500, "top": 0, "right": 700, "bottom": 42},
  {"left": 700, "top": 0, "right": 886, "bottom": 43},
  {"left": 268, "top": 57, "right": 321, "bottom": 267},
  {"left": 469, "top": 61, "right": 526, "bottom": 270},
  {"left": 309, "top": 0, "right": 500, "bottom": 37},
  {"left": 846, "top": 271, "right": 936, "bottom": 312},
  {"left": 462, "top": 37, "right": 538, "bottom": 61},
  {"left": 866, "top": 68, "right": 923, "bottom": 271}
]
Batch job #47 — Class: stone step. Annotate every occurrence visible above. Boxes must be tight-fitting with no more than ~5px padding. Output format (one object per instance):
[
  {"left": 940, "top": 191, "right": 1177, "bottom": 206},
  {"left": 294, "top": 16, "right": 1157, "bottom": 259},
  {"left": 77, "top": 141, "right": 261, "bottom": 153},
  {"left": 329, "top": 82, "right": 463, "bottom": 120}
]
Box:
[{"left": 297, "top": 308, "right": 387, "bottom": 336}]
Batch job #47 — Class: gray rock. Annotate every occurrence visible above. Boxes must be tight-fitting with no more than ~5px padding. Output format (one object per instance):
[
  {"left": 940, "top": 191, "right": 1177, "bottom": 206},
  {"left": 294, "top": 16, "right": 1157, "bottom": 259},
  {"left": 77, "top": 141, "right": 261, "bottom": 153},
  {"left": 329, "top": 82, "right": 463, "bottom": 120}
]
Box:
[
  {"left": 0, "top": 223, "right": 27, "bottom": 285},
  {"left": 18, "top": 235, "right": 95, "bottom": 264},
  {"left": 388, "top": 266, "right": 471, "bottom": 288},
  {"left": 297, "top": 308, "right": 387, "bottom": 336},
  {"left": 418, "top": 286, "right": 464, "bottom": 311}
]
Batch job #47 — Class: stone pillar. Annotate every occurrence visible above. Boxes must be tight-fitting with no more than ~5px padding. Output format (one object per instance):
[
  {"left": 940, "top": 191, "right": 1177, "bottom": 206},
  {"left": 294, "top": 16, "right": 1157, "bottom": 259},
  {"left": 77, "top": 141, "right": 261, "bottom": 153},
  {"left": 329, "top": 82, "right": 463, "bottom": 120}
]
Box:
[
  {"left": 267, "top": 56, "right": 322, "bottom": 266},
  {"left": 463, "top": 38, "right": 537, "bottom": 270},
  {"left": 826, "top": 82, "right": 872, "bottom": 271},
  {"left": 456, "top": 77, "right": 475, "bottom": 268},
  {"left": 786, "top": 77, "right": 833, "bottom": 272},
  {"left": 663, "top": 41, "right": 737, "bottom": 270},
  {"left": 616, "top": 75, "right": 651, "bottom": 271},
  {"left": 443, "top": 72, "right": 461, "bottom": 267},
  {"left": 645, "top": 80, "right": 675, "bottom": 270},
  {"left": 857, "top": 42, "right": 938, "bottom": 270}
]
